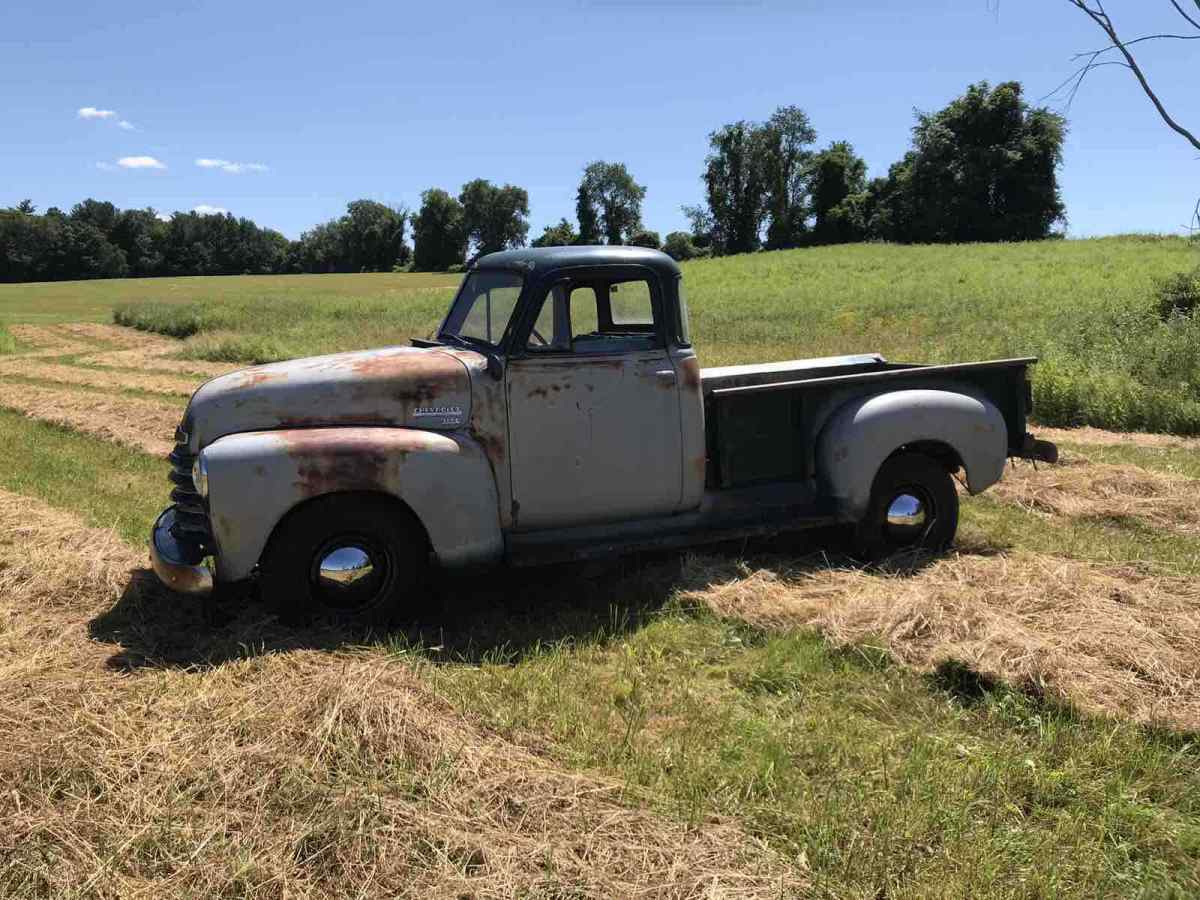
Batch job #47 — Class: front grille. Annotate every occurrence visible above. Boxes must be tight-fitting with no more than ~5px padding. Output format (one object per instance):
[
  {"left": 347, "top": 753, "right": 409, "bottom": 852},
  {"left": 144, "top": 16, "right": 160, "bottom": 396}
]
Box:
[{"left": 168, "top": 429, "right": 213, "bottom": 553}]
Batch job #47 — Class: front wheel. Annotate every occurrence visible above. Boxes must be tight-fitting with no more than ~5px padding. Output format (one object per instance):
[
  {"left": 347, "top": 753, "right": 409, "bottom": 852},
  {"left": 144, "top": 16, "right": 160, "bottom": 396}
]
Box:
[
  {"left": 854, "top": 452, "right": 959, "bottom": 560},
  {"left": 259, "top": 493, "right": 428, "bottom": 624}
]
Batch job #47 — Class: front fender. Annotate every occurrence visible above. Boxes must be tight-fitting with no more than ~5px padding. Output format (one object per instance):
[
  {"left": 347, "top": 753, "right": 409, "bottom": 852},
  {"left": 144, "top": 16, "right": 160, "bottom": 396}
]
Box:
[
  {"left": 816, "top": 389, "right": 1007, "bottom": 521},
  {"left": 203, "top": 427, "right": 503, "bottom": 582}
]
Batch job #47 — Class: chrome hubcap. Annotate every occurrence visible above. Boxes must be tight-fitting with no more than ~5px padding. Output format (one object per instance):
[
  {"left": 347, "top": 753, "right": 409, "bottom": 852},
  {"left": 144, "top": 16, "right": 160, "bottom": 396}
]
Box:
[
  {"left": 885, "top": 491, "right": 931, "bottom": 544},
  {"left": 312, "top": 540, "right": 388, "bottom": 610},
  {"left": 318, "top": 546, "right": 374, "bottom": 588}
]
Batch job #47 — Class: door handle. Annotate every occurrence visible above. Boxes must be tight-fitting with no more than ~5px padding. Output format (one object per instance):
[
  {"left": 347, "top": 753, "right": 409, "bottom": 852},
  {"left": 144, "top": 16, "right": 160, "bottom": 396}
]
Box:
[{"left": 655, "top": 370, "right": 677, "bottom": 384}]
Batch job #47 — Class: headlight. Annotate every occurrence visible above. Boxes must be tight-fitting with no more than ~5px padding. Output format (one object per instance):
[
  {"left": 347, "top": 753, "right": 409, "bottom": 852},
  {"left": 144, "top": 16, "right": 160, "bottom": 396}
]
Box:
[{"left": 192, "top": 452, "right": 209, "bottom": 498}]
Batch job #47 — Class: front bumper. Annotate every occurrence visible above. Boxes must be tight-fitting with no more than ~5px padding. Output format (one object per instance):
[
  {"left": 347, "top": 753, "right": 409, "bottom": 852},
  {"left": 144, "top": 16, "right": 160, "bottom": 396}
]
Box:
[{"left": 150, "top": 507, "right": 213, "bottom": 596}]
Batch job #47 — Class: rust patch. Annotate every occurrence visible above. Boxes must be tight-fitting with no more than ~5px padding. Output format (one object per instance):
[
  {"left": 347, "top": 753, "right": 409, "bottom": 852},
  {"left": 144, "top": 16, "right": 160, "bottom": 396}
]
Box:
[
  {"left": 276, "top": 428, "right": 445, "bottom": 497},
  {"left": 678, "top": 357, "right": 701, "bottom": 392},
  {"left": 468, "top": 381, "right": 507, "bottom": 468},
  {"left": 691, "top": 454, "right": 708, "bottom": 481},
  {"left": 233, "top": 369, "right": 287, "bottom": 390}
]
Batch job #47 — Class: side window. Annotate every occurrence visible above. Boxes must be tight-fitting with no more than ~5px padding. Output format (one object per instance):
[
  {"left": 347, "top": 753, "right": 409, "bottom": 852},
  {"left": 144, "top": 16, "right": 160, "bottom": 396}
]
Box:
[
  {"left": 568, "top": 286, "right": 600, "bottom": 337},
  {"left": 609, "top": 280, "right": 654, "bottom": 326},
  {"left": 527, "top": 289, "right": 556, "bottom": 349}
]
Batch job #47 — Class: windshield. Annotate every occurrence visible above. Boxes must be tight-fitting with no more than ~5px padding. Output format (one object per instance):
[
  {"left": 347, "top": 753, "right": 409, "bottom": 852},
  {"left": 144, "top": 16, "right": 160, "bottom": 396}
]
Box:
[{"left": 440, "top": 269, "right": 524, "bottom": 346}]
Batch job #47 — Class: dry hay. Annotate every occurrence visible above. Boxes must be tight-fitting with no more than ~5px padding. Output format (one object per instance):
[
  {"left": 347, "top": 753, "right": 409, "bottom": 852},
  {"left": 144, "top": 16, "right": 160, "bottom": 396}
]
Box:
[
  {"left": 0, "top": 358, "right": 198, "bottom": 396},
  {"left": 75, "top": 345, "right": 238, "bottom": 379},
  {"left": 681, "top": 550, "right": 1200, "bottom": 732},
  {"left": 0, "top": 381, "right": 178, "bottom": 455},
  {"left": 0, "top": 489, "right": 803, "bottom": 898},
  {"left": 5, "top": 324, "right": 96, "bottom": 358},
  {"left": 1033, "top": 424, "right": 1200, "bottom": 452},
  {"left": 58, "top": 321, "right": 176, "bottom": 350},
  {"left": 992, "top": 453, "right": 1200, "bottom": 534}
]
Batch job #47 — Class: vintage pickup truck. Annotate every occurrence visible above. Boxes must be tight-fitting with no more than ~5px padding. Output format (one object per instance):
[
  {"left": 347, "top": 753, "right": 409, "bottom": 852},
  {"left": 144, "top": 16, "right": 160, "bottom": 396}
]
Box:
[{"left": 151, "top": 245, "right": 1056, "bottom": 620}]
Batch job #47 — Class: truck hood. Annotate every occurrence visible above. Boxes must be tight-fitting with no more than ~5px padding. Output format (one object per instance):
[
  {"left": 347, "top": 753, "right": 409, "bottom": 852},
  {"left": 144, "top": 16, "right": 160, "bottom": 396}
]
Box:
[{"left": 185, "top": 345, "right": 479, "bottom": 449}]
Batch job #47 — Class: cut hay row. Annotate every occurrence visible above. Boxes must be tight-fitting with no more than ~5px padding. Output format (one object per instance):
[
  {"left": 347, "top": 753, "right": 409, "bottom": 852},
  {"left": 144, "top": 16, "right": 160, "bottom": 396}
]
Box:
[
  {"left": 5, "top": 324, "right": 98, "bottom": 358},
  {"left": 992, "top": 452, "right": 1200, "bottom": 534},
  {"left": 1033, "top": 424, "right": 1200, "bottom": 452},
  {"left": 0, "top": 380, "right": 178, "bottom": 456},
  {"left": 0, "top": 358, "right": 197, "bottom": 397},
  {"left": 74, "top": 345, "right": 238, "bottom": 379},
  {"left": 680, "top": 549, "right": 1200, "bottom": 732},
  {"left": 0, "top": 488, "right": 803, "bottom": 898},
  {"left": 58, "top": 321, "right": 177, "bottom": 350}
]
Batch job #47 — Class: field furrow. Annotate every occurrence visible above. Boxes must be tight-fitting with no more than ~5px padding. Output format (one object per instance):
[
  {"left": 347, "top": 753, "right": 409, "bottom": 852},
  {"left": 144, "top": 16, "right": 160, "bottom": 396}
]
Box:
[
  {"left": 0, "top": 487, "right": 804, "bottom": 898},
  {"left": 0, "top": 358, "right": 198, "bottom": 396},
  {"left": 0, "top": 381, "right": 178, "bottom": 456}
]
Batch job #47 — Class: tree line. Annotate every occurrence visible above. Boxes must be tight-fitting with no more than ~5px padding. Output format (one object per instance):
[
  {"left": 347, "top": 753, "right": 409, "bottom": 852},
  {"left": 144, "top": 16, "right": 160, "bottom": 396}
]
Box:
[{"left": 1, "top": 79, "right": 1066, "bottom": 283}]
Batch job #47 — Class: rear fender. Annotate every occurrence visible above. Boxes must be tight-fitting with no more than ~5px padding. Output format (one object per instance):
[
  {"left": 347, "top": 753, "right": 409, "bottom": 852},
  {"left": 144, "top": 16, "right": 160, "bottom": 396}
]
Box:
[
  {"left": 816, "top": 389, "right": 1007, "bottom": 521},
  {"left": 203, "top": 427, "right": 502, "bottom": 581}
]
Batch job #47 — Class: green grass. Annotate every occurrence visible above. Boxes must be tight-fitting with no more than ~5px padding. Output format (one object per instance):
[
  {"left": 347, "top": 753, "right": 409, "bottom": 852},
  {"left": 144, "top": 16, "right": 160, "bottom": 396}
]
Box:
[
  {"left": 0, "top": 409, "right": 163, "bottom": 544},
  {"left": 410, "top": 612, "right": 1199, "bottom": 898},
  {"left": 0, "top": 322, "right": 14, "bottom": 354},
  {"left": 0, "top": 271, "right": 461, "bottom": 325}
]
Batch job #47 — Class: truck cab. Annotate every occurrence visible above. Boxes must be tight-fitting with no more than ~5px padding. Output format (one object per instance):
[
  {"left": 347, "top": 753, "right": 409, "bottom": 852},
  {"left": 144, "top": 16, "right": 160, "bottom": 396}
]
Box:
[{"left": 151, "top": 246, "right": 1054, "bottom": 622}]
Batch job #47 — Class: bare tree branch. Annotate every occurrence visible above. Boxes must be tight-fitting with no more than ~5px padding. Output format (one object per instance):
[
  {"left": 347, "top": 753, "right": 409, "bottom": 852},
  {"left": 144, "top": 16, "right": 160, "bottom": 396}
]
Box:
[
  {"left": 1065, "top": 0, "right": 1200, "bottom": 153},
  {"left": 1168, "top": 0, "right": 1200, "bottom": 31}
]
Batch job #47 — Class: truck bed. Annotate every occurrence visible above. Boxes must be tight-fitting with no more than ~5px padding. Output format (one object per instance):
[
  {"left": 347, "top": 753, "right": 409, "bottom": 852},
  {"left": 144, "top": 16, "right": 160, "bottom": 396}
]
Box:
[{"left": 701, "top": 353, "right": 1036, "bottom": 489}]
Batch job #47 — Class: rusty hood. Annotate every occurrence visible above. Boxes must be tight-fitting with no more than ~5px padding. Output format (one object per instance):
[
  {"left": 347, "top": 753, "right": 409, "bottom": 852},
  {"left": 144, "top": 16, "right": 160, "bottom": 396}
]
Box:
[{"left": 185, "top": 345, "right": 483, "bottom": 448}]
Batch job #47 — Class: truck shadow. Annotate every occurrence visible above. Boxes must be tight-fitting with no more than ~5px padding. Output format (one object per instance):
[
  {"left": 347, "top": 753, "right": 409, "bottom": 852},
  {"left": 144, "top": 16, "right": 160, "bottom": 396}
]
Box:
[{"left": 89, "top": 526, "right": 981, "bottom": 672}]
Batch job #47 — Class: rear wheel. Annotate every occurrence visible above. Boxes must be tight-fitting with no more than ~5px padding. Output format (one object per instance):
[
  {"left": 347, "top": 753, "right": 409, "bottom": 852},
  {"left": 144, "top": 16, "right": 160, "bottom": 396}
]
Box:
[
  {"left": 854, "top": 452, "right": 958, "bottom": 560},
  {"left": 259, "top": 493, "right": 428, "bottom": 624}
]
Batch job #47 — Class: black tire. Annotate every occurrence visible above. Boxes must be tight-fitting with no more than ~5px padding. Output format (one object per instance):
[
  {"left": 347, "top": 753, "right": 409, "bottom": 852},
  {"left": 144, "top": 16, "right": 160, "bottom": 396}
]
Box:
[
  {"left": 259, "top": 493, "right": 428, "bottom": 625},
  {"left": 854, "top": 452, "right": 959, "bottom": 561}
]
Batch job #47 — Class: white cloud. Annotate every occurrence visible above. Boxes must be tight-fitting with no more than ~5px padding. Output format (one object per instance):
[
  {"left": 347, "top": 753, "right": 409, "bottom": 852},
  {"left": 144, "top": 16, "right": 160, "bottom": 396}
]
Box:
[
  {"left": 118, "top": 120, "right": 136, "bottom": 131},
  {"left": 155, "top": 212, "right": 171, "bottom": 222},
  {"left": 116, "top": 156, "right": 166, "bottom": 170},
  {"left": 192, "top": 204, "right": 228, "bottom": 216},
  {"left": 78, "top": 106, "right": 116, "bottom": 120},
  {"left": 195, "top": 158, "right": 268, "bottom": 175}
]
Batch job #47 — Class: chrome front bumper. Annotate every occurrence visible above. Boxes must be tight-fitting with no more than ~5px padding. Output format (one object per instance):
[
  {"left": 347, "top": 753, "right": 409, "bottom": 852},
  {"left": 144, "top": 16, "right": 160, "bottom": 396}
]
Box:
[{"left": 150, "top": 507, "right": 213, "bottom": 596}]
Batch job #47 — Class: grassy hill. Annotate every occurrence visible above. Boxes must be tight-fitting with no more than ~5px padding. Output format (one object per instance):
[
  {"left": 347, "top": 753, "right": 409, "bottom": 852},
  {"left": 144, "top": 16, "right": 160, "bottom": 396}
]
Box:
[{"left": 3, "top": 235, "right": 1197, "bottom": 431}]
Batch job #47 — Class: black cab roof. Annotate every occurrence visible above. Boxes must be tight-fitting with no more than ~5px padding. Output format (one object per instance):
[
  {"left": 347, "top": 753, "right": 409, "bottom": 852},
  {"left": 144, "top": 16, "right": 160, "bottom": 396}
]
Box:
[{"left": 473, "top": 245, "right": 682, "bottom": 280}]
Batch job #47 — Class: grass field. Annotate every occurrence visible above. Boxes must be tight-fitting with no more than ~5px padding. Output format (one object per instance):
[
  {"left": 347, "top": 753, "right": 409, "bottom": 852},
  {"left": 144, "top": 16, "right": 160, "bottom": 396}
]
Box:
[
  {"left": 1, "top": 239, "right": 1199, "bottom": 896},
  {"left": 95, "top": 235, "right": 1200, "bottom": 434}
]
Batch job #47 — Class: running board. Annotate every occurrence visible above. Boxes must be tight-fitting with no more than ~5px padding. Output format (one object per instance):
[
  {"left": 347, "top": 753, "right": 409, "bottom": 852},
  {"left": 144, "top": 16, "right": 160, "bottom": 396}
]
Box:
[{"left": 505, "top": 482, "right": 839, "bottom": 567}]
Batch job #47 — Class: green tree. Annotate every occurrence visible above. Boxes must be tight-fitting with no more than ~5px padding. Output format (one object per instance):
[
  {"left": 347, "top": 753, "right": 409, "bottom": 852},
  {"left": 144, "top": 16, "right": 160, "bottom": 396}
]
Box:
[
  {"left": 809, "top": 141, "right": 868, "bottom": 244},
  {"left": 628, "top": 229, "right": 661, "bottom": 249},
  {"left": 872, "top": 82, "right": 1066, "bottom": 243},
  {"left": 531, "top": 218, "right": 578, "bottom": 247},
  {"left": 577, "top": 162, "right": 646, "bottom": 245},
  {"left": 575, "top": 184, "right": 601, "bottom": 244},
  {"left": 15, "top": 199, "right": 35, "bottom": 215},
  {"left": 702, "top": 121, "right": 772, "bottom": 255},
  {"left": 760, "top": 106, "right": 818, "bottom": 249},
  {"left": 412, "top": 189, "right": 467, "bottom": 271},
  {"left": 340, "top": 200, "right": 409, "bottom": 271},
  {"left": 459, "top": 179, "right": 530, "bottom": 257},
  {"left": 663, "top": 231, "right": 702, "bottom": 261}
]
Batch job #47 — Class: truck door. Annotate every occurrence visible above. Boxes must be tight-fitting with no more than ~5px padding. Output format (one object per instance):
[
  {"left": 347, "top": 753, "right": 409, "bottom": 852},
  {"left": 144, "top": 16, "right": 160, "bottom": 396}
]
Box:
[{"left": 505, "top": 270, "right": 683, "bottom": 530}]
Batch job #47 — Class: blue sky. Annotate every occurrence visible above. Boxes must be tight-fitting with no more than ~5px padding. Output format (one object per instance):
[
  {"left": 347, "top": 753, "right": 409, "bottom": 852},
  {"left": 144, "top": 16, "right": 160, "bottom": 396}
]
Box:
[{"left": 2, "top": 0, "right": 1196, "bottom": 239}]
